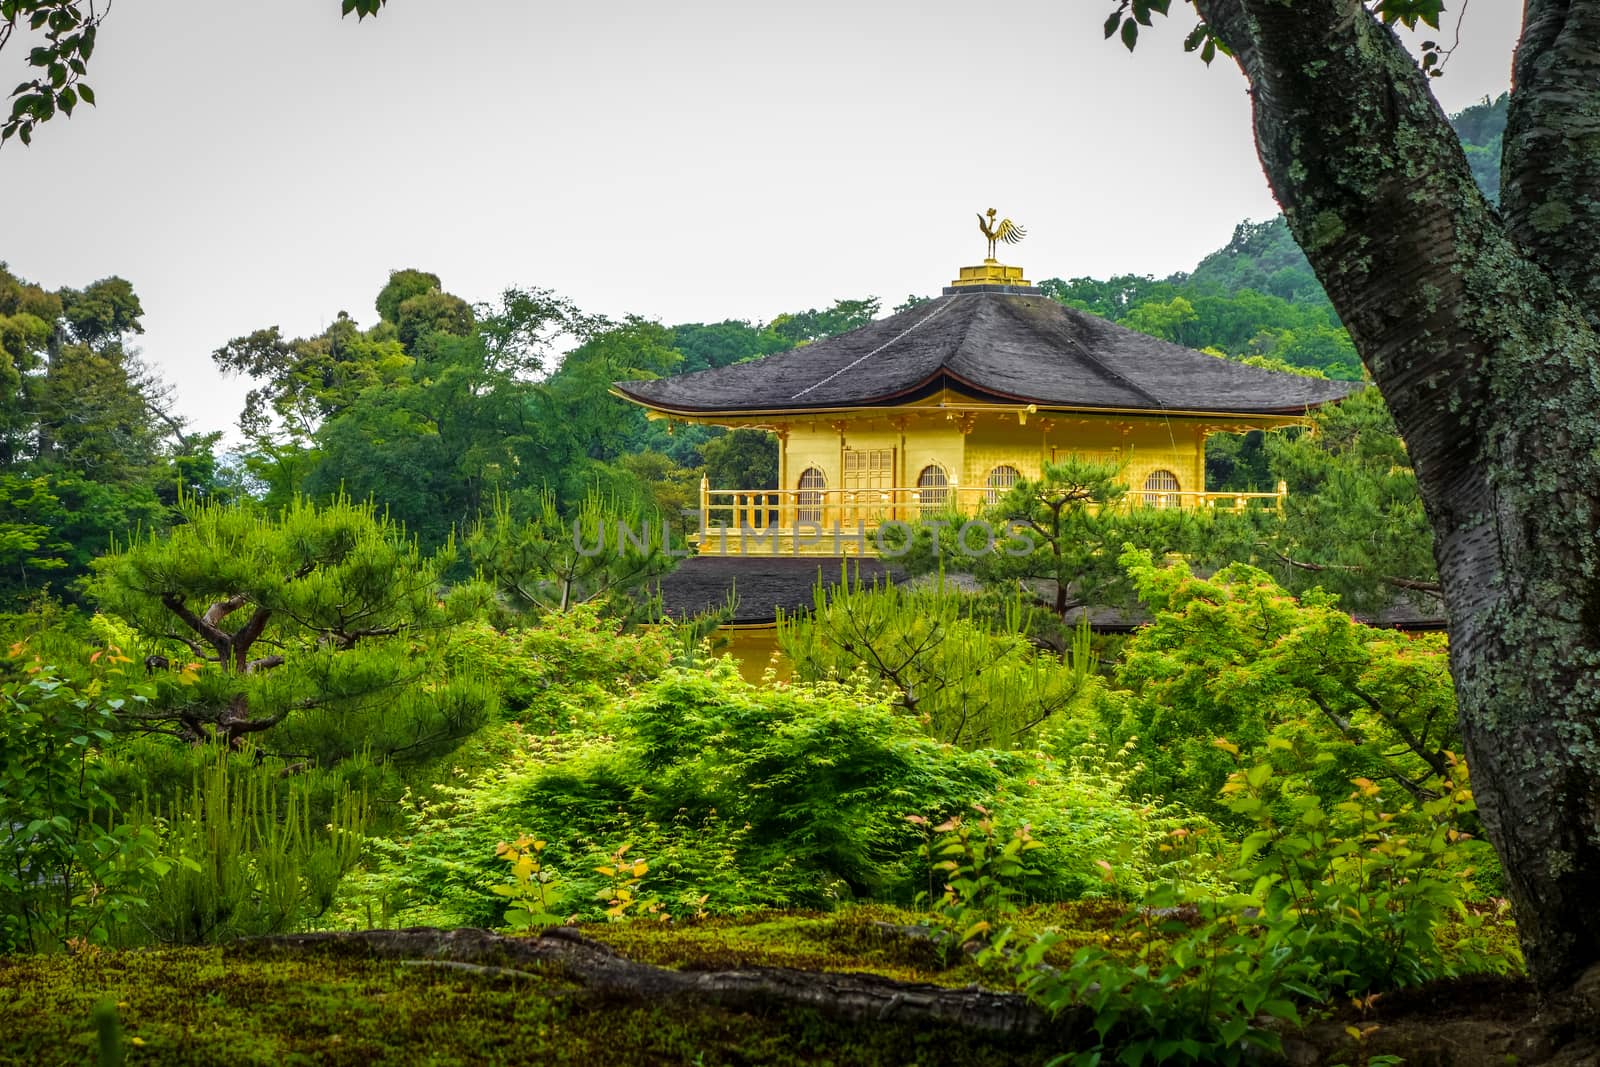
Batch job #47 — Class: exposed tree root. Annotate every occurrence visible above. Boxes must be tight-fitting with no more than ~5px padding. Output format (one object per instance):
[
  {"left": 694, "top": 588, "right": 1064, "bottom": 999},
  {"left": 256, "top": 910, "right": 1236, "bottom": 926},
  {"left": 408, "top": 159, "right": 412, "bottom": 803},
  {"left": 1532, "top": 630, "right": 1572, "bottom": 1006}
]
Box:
[{"left": 234, "top": 926, "right": 1064, "bottom": 1037}]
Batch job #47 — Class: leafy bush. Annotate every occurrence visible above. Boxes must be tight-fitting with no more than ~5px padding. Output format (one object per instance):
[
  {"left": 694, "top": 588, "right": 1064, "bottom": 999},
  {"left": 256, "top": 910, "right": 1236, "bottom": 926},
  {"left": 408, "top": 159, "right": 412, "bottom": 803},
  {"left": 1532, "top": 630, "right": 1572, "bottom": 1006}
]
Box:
[
  {"left": 0, "top": 656, "right": 164, "bottom": 952},
  {"left": 1012, "top": 731, "right": 1518, "bottom": 1065},
  {"left": 128, "top": 748, "right": 369, "bottom": 945},
  {"left": 440, "top": 606, "right": 673, "bottom": 730},
  {"left": 357, "top": 665, "right": 1196, "bottom": 926},
  {"left": 1100, "top": 549, "right": 1461, "bottom": 826}
]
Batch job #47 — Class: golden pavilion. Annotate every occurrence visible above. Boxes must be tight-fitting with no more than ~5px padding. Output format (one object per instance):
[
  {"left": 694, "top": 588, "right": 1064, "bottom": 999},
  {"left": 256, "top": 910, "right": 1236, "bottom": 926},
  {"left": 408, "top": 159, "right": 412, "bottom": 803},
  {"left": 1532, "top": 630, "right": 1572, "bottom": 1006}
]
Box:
[{"left": 616, "top": 220, "right": 1355, "bottom": 573}]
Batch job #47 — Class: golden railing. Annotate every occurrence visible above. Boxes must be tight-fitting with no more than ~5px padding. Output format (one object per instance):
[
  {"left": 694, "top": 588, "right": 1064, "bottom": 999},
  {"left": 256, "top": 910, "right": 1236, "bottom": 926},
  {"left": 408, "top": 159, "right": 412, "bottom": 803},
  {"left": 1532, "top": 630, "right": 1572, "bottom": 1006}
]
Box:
[{"left": 696, "top": 479, "right": 1287, "bottom": 535}]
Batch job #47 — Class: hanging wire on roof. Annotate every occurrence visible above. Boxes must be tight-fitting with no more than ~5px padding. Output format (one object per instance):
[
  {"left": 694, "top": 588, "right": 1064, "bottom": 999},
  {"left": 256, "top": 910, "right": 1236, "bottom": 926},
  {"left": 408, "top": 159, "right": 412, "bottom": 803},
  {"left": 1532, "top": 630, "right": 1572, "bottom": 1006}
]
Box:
[{"left": 789, "top": 295, "right": 965, "bottom": 401}]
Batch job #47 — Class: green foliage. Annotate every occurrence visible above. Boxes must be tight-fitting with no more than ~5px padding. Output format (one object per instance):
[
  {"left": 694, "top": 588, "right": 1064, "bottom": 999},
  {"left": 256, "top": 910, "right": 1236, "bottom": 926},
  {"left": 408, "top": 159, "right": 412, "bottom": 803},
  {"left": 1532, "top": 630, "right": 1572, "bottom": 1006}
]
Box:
[
  {"left": 133, "top": 748, "right": 369, "bottom": 944},
  {"left": 545, "top": 316, "right": 682, "bottom": 462},
  {"left": 467, "top": 489, "right": 677, "bottom": 625},
  {"left": 0, "top": 659, "right": 165, "bottom": 952},
  {"left": 1453, "top": 93, "right": 1507, "bottom": 205},
  {"left": 593, "top": 842, "right": 659, "bottom": 921},
  {"left": 222, "top": 279, "right": 591, "bottom": 547},
  {"left": 1, "top": 0, "right": 107, "bottom": 145},
  {"left": 212, "top": 318, "right": 412, "bottom": 447},
  {"left": 1189, "top": 218, "right": 1329, "bottom": 307},
  {"left": 700, "top": 428, "right": 778, "bottom": 491},
  {"left": 438, "top": 606, "right": 673, "bottom": 729},
  {"left": 1260, "top": 385, "right": 1437, "bottom": 615},
  {"left": 916, "top": 455, "right": 1210, "bottom": 619},
  {"left": 491, "top": 834, "right": 565, "bottom": 928},
  {"left": 375, "top": 270, "right": 475, "bottom": 349},
  {"left": 1100, "top": 550, "right": 1459, "bottom": 824},
  {"left": 1012, "top": 740, "right": 1512, "bottom": 1065},
  {"left": 778, "top": 568, "right": 1096, "bottom": 749},
  {"left": 1211, "top": 746, "right": 1507, "bottom": 989},
  {"left": 90, "top": 494, "right": 486, "bottom": 763},
  {"left": 914, "top": 805, "right": 1044, "bottom": 950},
  {"left": 670, "top": 319, "right": 787, "bottom": 373},
  {"left": 361, "top": 665, "right": 1187, "bottom": 927},
  {"left": 769, "top": 297, "right": 880, "bottom": 346},
  {"left": 0, "top": 265, "right": 211, "bottom": 601}
]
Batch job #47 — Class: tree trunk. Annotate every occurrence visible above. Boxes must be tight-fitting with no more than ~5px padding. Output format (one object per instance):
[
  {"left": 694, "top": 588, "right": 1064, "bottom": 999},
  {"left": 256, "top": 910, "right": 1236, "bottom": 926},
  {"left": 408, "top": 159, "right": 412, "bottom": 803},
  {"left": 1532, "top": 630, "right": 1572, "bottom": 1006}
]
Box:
[{"left": 1194, "top": 0, "right": 1600, "bottom": 992}]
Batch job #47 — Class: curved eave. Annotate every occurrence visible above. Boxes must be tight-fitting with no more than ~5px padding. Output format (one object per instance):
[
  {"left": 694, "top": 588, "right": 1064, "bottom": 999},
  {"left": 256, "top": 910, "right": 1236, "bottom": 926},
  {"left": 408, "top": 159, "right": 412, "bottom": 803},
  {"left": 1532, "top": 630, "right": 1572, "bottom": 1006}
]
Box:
[{"left": 610, "top": 377, "right": 1351, "bottom": 423}]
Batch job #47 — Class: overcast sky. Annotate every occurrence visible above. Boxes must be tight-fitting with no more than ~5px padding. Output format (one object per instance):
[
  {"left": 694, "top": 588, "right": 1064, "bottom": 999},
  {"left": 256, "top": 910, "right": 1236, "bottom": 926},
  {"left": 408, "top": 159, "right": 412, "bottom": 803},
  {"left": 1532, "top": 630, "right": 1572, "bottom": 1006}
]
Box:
[{"left": 2, "top": 0, "right": 1521, "bottom": 437}]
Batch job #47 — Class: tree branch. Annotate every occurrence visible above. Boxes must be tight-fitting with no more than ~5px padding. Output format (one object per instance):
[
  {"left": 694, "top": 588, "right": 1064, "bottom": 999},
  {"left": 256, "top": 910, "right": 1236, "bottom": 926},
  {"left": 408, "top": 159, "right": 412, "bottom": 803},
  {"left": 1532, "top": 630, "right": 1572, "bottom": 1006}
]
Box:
[{"left": 161, "top": 592, "right": 230, "bottom": 652}]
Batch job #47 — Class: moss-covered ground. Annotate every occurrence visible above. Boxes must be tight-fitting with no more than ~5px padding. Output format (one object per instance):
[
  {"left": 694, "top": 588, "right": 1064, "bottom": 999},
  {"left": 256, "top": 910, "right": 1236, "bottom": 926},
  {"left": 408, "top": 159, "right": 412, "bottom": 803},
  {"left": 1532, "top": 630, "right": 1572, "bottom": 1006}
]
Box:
[
  {"left": 0, "top": 907, "right": 1067, "bottom": 1066},
  {"left": 0, "top": 902, "right": 1528, "bottom": 1066},
  {"left": 580, "top": 902, "right": 1130, "bottom": 981}
]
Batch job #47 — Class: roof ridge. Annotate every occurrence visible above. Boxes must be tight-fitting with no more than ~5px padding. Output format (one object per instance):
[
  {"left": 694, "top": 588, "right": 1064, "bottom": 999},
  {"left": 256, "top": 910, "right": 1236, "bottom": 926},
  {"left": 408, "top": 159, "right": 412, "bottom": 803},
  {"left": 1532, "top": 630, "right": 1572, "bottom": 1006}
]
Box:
[{"left": 788, "top": 296, "right": 966, "bottom": 402}]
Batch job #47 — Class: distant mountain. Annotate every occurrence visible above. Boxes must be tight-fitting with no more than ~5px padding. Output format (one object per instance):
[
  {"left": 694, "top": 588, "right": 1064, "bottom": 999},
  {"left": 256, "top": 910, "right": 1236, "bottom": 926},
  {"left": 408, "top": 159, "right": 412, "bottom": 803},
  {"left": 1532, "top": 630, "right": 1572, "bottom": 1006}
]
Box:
[{"left": 1185, "top": 93, "right": 1507, "bottom": 308}]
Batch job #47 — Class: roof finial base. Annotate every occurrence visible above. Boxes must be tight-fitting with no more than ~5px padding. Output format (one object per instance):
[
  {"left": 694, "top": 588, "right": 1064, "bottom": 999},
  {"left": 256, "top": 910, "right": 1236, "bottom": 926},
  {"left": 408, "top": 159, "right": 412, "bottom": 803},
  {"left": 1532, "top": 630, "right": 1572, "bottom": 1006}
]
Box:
[{"left": 951, "top": 261, "right": 1032, "bottom": 288}]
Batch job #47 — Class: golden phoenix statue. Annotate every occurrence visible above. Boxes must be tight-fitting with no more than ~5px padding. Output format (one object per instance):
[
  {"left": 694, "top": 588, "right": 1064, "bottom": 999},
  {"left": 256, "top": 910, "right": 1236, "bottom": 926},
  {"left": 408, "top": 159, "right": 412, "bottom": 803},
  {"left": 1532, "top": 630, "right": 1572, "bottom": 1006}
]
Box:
[{"left": 977, "top": 208, "right": 1026, "bottom": 260}]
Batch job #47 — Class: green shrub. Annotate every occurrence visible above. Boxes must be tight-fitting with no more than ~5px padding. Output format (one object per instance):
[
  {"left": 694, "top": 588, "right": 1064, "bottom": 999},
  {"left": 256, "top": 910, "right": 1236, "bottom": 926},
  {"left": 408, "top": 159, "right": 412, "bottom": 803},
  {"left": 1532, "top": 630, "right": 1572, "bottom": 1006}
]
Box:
[
  {"left": 0, "top": 658, "right": 165, "bottom": 952},
  {"left": 357, "top": 665, "right": 1196, "bottom": 926},
  {"left": 1011, "top": 731, "right": 1519, "bottom": 1065},
  {"left": 1100, "top": 549, "right": 1462, "bottom": 827},
  {"left": 440, "top": 606, "right": 673, "bottom": 730},
  {"left": 129, "top": 747, "right": 369, "bottom": 945}
]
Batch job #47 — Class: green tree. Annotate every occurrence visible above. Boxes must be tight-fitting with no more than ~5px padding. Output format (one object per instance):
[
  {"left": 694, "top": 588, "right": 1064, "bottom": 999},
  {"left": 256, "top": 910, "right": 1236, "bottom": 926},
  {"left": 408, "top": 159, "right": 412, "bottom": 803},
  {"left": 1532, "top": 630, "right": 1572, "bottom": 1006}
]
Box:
[
  {"left": 919, "top": 456, "right": 1203, "bottom": 620},
  {"left": 221, "top": 279, "right": 588, "bottom": 545},
  {"left": 88, "top": 495, "right": 484, "bottom": 762},
  {"left": 212, "top": 315, "right": 412, "bottom": 449},
  {"left": 778, "top": 571, "right": 1096, "bottom": 749},
  {"left": 699, "top": 429, "right": 777, "bottom": 492},
  {"left": 670, "top": 320, "right": 786, "bottom": 374},
  {"left": 1257, "top": 386, "right": 1439, "bottom": 616},
  {"left": 0, "top": 265, "right": 210, "bottom": 601},
  {"left": 467, "top": 490, "right": 675, "bottom": 624},
  {"left": 1110, "top": 0, "right": 1600, "bottom": 990},
  {"left": 769, "top": 297, "right": 881, "bottom": 346},
  {"left": 0, "top": 660, "right": 165, "bottom": 952},
  {"left": 1122, "top": 295, "right": 1200, "bottom": 345},
  {"left": 544, "top": 316, "right": 682, "bottom": 464}
]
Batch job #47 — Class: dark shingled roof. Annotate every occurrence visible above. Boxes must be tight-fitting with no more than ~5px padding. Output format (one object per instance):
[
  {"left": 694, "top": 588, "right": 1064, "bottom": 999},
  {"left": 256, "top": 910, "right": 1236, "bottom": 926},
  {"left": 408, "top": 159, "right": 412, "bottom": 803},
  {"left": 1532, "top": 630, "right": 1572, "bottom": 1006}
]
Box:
[
  {"left": 617, "top": 289, "right": 1358, "bottom": 416},
  {"left": 655, "top": 556, "right": 900, "bottom": 624},
  {"left": 655, "top": 556, "right": 1443, "bottom": 631}
]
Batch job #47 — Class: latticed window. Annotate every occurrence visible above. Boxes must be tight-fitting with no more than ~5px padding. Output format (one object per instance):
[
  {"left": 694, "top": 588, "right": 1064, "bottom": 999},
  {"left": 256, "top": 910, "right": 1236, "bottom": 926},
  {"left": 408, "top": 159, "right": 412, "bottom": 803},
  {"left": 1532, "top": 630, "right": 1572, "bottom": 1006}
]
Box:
[
  {"left": 843, "top": 448, "right": 893, "bottom": 524},
  {"left": 843, "top": 448, "right": 893, "bottom": 490},
  {"left": 1142, "top": 468, "right": 1181, "bottom": 508},
  {"left": 797, "top": 467, "right": 826, "bottom": 524},
  {"left": 985, "top": 464, "right": 1021, "bottom": 505},
  {"left": 916, "top": 464, "right": 949, "bottom": 513}
]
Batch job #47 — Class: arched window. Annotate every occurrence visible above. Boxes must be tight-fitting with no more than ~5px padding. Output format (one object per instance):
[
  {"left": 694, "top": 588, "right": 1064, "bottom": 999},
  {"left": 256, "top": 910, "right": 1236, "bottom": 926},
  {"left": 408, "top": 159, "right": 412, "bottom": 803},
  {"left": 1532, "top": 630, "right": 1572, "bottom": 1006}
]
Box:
[
  {"left": 1142, "top": 468, "right": 1181, "bottom": 508},
  {"left": 985, "top": 464, "right": 1021, "bottom": 505},
  {"left": 797, "top": 467, "right": 826, "bottom": 524},
  {"left": 916, "top": 464, "right": 949, "bottom": 513}
]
